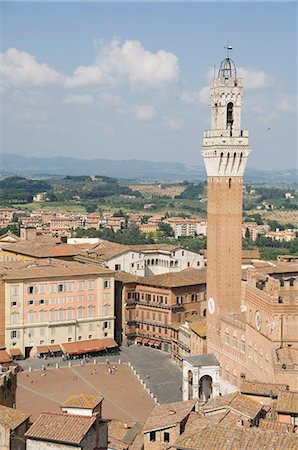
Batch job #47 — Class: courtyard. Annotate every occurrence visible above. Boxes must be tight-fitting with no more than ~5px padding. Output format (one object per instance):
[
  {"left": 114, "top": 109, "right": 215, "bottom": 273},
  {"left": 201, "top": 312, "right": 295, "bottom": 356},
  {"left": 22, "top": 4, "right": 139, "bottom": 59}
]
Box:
[{"left": 17, "top": 346, "right": 182, "bottom": 420}]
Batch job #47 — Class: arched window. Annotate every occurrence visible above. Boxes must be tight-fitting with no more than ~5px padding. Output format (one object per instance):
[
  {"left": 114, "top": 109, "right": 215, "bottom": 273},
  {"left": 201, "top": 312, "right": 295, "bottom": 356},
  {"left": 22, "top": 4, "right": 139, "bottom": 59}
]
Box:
[{"left": 227, "top": 102, "right": 234, "bottom": 128}]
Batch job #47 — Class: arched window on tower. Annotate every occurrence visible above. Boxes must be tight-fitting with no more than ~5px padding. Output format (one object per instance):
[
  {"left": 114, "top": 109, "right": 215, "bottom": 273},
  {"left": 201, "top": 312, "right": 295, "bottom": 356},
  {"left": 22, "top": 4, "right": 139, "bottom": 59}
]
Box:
[{"left": 227, "top": 102, "right": 234, "bottom": 130}]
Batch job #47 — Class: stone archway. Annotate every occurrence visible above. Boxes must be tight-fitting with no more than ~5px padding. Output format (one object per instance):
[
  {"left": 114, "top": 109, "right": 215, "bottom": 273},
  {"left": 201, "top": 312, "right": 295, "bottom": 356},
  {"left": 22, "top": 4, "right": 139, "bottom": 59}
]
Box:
[
  {"left": 199, "top": 374, "right": 213, "bottom": 401},
  {"left": 187, "top": 370, "right": 193, "bottom": 400}
]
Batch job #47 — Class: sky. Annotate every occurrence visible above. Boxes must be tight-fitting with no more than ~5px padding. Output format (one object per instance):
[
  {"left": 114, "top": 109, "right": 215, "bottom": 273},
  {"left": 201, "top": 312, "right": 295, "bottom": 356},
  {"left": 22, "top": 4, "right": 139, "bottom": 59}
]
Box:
[{"left": 0, "top": 1, "right": 297, "bottom": 171}]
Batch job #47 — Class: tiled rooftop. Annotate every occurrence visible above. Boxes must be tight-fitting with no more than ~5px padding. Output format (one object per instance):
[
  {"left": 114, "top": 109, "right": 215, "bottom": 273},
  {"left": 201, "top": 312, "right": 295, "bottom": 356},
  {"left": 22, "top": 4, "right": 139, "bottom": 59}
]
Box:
[
  {"left": 143, "top": 400, "right": 196, "bottom": 433},
  {"left": 173, "top": 424, "right": 298, "bottom": 449},
  {"left": 202, "top": 392, "right": 263, "bottom": 420},
  {"left": 1, "top": 241, "right": 83, "bottom": 258},
  {"left": 61, "top": 392, "right": 103, "bottom": 410},
  {"left": 189, "top": 318, "right": 207, "bottom": 337},
  {"left": 241, "top": 380, "right": 289, "bottom": 397},
  {"left": 108, "top": 420, "right": 144, "bottom": 450},
  {"left": 0, "top": 259, "right": 113, "bottom": 280},
  {"left": 259, "top": 419, "right": 294, "bottom": 433},
  {"left": 116, "top": 268, "right": 206, "bottom": 288},
  {"left": 25, "top": 411, "right": 96, "bottom": 444},
  {"left": 140, "top": 268, "right": 206, "bottom": 288},
  {"left": 0, "top": 405, "right": 29, "bottom": 430},
  {"left": 275, "top": 391, "right": 298, "bottom": 414}
]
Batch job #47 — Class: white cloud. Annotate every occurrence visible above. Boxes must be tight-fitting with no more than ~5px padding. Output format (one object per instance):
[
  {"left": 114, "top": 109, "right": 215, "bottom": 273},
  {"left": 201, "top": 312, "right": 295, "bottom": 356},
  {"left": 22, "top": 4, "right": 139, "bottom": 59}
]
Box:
[
  {"left": 133, "top": 104, "right": 156, "bottom": 121},
  {"left": 98, "top": 92, "right": 121, "bottom": 106},
  {"left": 63, "top": 93, "right": 94, "bottom": 105},
  {"left": 0, "top": 48, "right": 62, "bottom": 92},
  {"left": 206, "top": 65, "right": 271, "bottom": 89},
  {"left": 181, "top": 86, "right": 209, "bottom": 105},
  {"left": 1, "top": 40, "right": 179, "bottom": 93},
  {"left": 181, "top": 66, "right": 272, "bottom": 107},
  {"left": 163, "top": 116, "right": 184, "bottom": 130},
  {"left": 65, "top": 66, "right": 112, "bottom": 88},
  {"left": 67, "top": 38, "right": 179, "bottom": 89},
  {"left": 279, "top": 96, "right": 297, "bottom": 113},
  {"left": 238, "top": 67, "right": 272, "bottom": 89},
  {"left": 103, "top": 126, "right": 114, "bottom": 136}
]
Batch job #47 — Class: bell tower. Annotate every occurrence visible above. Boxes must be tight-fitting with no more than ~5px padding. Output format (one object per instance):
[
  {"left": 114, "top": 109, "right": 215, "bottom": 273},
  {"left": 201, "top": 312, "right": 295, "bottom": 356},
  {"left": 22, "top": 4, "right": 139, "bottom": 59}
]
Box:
[{"left": 202, "top": 50, "right": 250, "bottom": 342}]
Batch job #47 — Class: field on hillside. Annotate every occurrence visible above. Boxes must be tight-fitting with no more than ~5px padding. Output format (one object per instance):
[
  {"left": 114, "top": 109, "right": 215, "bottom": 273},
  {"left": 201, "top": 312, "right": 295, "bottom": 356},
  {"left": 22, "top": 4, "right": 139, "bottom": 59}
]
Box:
[
  {"left": 248, "top": 209, "right": 298, "bottom": 227},
  {"left": 129, "top": 184, "right": 186, "bottom": 198}
]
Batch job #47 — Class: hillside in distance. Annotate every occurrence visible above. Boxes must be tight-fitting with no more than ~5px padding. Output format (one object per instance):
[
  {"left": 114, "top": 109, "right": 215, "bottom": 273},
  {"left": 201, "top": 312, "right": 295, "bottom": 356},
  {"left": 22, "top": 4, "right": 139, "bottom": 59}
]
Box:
[{"left": 0, "top": 153, "right": 297, "bottom": 184}]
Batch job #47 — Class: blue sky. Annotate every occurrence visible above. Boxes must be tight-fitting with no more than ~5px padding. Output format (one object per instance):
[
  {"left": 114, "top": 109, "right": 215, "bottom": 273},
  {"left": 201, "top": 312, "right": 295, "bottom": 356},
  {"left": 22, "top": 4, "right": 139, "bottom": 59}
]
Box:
[{"left": 0, "top": 2, "right": 297, "bottom": 171}]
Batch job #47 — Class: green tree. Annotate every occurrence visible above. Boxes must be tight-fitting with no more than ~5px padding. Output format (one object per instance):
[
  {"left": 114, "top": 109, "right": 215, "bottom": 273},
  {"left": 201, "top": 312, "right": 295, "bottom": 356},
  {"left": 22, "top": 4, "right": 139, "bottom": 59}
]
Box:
[{"left": 158, "top": 222, "right": 174, "bottom": 237}]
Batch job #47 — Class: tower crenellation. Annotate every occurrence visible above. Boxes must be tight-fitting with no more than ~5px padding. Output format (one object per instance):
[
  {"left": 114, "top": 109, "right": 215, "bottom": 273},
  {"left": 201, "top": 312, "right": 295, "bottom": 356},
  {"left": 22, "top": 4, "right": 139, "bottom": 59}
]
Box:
[{"left": 202, "top": 56, "right": 250, "bottom": 178}]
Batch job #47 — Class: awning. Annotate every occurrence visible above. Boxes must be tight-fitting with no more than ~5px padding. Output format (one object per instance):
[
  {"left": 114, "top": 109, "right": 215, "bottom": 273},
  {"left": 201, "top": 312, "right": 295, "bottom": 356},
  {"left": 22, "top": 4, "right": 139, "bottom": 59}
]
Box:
[
  {"left": 9, "top": 348, "right": 22, "bottom": 357},
  {"left": 153, "top": 340, "right": 161, "bottom": 346},
  {"left": 135, "top": 337, "right": 143, "bottom": 343},
  {"left": 148, "top": 340, "right": 155, "bottom": 345},
  {"left": 36, "top": 345, "right": 49, "bottom": 354},
  {"left": 142, "top": 338, "right": 150, "bottom": 344},
  {"left": 48, "top": 344, "right": 61, "bottom": 352},
  {"left": 0, "top": 350, "right": 12, "bottom": 363},
  {"left": 61, "top": 338, "right": 118, "bottom": 356}
]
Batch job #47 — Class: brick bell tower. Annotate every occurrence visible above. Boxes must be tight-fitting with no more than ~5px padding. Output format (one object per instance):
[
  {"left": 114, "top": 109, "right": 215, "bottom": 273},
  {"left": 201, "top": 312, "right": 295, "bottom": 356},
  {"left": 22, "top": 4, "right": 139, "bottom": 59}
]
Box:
[{"left": 202, "top": 50, "right": 250, "bottom": 346}]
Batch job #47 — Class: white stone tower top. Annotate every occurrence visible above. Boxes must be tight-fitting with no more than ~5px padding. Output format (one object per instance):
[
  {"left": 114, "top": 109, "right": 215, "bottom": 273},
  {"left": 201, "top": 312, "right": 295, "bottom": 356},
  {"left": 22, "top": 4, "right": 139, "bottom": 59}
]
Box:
[{"left": 202, "top": 51, "right": 250, "bottom": 177}]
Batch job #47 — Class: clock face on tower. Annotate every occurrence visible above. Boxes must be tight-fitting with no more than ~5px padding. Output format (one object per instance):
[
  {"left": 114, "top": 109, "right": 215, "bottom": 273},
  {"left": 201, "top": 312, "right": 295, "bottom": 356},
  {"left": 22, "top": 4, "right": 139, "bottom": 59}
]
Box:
[
  {"left": 255, "top": 310, "right": 262, "bottom": 331},
  {"left": 208, "top": 297, "right": 215, "bottom": 315}
]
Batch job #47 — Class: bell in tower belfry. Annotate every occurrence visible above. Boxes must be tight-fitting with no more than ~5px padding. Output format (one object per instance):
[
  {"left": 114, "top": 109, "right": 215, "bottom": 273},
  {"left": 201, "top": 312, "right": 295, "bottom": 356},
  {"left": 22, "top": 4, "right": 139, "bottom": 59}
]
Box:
[{"left": 202, "top": 48, "right": 250, "bottom": 338}]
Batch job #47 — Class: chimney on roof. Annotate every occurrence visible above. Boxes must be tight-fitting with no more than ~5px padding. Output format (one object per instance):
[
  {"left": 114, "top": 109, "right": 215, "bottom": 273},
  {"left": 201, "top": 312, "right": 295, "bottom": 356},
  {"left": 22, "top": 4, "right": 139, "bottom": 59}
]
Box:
[
  {"left": 236, "top": 418, "right": 244, "bottom": 427},
  {"left": 20, "top": 226, "right": 37, "bottom": 241},
  {"left": 123, "top": 422, "right": 130, "bottom": 429},
  {"left": 60, "top": 236, "right": 67, "bottom": 244}
]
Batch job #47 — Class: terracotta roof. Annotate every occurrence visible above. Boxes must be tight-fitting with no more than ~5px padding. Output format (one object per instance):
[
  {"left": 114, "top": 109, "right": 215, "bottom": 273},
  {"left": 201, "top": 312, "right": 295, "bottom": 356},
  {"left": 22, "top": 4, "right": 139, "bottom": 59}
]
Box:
[
  {"left": 108, "top": 420, "right": 144, "bottom": 450},
  {"left": 1, "top": 241, "right": 83, "bottom": 258},
  {"left": 202, "top": 392, "right": 263, "bottom": 420},
  {"left": 83, "top": 241, "right": 128, "bottom": 261},
  {"left": 0, "top": 405, "right": 29, "bottom": 430},
  {"left": 242, "top": 249, "right": 261, "bottom": 260},
  {"left": 259, "top": 419, "right": 294, "bottom": 433},
  {"left": 61, "top": 393, "right": 103, "bottom": 410},
  {"left": 0, "top": 259, "right": 113, "bottom": 281},
  {"left": 184, "top": 411, "right": 228, "bottom": 432},
  {"left": 115, "top": 268, "right": 206, "bottom": 288},
  {"left": 137, "top": 268, "right": 206, "bottom": 288},
  {"left": 143, "top": 400, "right": 196, "bottom": 433},
  {"left": 275, "top": 391, "right": 298, "bottom": 414},
  {"left": 25, "top": 411, "right": 97, "bottom": 444},
  {"left": 0, "top": 350, "right": 12, "bottom": 363},
  {"left": 128, "top": 244, "right": 180, "bottom": 252},
  {"left": 173, "top": 424, "right": 298, "bottom": 449},
  {"left": 189, "top": 318, "right": 207, "bottom": 337},
  {"left": 254, "top": 263, "right": 298, "bottom": 276},
  {"left": 0, "top": 231, "right": 20, "bottom": 242},
  {"left": 115, "top": 271, "right": 139, "bottom": 284},
  {"left": 241, "top": 380, "right": 289, "bottom": 397}
]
